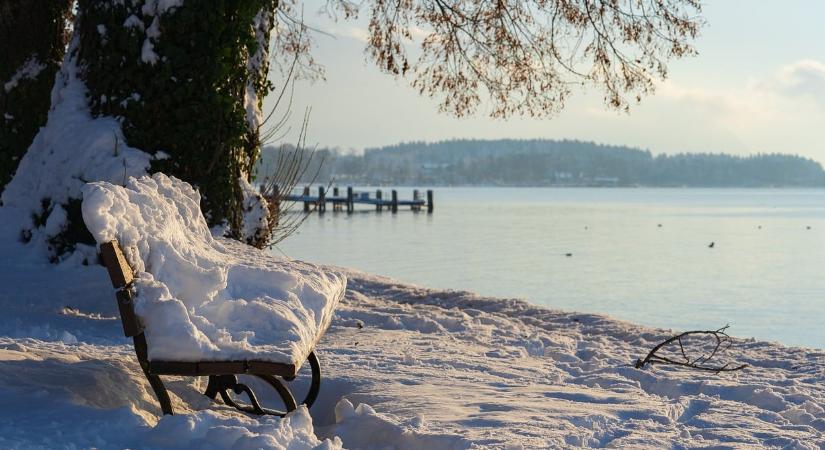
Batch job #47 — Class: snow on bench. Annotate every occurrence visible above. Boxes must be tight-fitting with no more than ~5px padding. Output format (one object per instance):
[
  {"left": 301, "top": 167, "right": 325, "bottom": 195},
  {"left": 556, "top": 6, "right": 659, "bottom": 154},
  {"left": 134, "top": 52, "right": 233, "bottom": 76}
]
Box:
[{"left": 81, "top": 173, "right": 346, "bottom": 415}]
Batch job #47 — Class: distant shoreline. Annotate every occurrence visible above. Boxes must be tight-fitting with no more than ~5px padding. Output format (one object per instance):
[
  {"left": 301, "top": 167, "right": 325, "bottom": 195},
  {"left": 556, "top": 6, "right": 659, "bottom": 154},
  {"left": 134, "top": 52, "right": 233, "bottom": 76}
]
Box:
[
  {"left": 259, "top": 138, "right": 825, "bottom": 189},
  {"left": 303, "top": 183, "right": 825, "bottom": 189}
]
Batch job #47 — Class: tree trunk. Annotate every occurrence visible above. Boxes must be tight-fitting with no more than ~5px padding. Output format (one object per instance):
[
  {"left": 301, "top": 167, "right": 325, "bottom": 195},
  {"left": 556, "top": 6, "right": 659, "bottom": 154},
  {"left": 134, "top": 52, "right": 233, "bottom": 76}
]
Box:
[{"left": 0, "top": 0, "right": 73, "bottom": 192}]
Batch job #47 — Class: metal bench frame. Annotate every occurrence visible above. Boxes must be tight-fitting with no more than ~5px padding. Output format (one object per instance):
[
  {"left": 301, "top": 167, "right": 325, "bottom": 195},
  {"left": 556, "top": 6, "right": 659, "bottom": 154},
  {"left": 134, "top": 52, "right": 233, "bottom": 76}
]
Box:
[{"left": 100, "top": 240, "right": 321, "bottom": 416}]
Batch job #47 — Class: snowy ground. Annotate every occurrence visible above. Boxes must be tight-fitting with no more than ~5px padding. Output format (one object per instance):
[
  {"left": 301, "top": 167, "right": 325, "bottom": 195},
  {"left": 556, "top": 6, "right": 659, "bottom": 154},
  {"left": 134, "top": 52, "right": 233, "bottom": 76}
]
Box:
[{"left": 1, "top": 205, "right": 824, "bottom": 449}]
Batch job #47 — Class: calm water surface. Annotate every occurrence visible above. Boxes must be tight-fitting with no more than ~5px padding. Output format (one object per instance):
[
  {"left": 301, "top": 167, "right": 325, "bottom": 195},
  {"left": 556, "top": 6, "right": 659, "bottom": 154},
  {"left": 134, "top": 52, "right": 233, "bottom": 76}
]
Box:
[{"left": 275, "top": 188, "right": 825, "bottom": 349}]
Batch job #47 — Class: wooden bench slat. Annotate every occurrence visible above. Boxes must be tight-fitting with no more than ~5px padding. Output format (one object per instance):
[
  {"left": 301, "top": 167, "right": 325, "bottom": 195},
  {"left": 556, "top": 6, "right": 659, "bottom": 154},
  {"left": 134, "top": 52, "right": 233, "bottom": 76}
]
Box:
[
  {"left": 197, "top": 361, "right": 247, "bottom": 375},
  {"left": 149, "top": 361, "right": 199, "bottom": 375},
  {"left": 100, "top": 240, "right": 142, "bottom": 337},
  {"left": 248, "top": 361, "right": 296, "bottom": 378},
  {"left": 146, "top": 360, "right": 297, "bottom": 377},
  {"left": 100, "top": 240, "right": 134, "bottom": 289},
  {"left": 116, "top": 290, "right": 143, "bottom": 337}
]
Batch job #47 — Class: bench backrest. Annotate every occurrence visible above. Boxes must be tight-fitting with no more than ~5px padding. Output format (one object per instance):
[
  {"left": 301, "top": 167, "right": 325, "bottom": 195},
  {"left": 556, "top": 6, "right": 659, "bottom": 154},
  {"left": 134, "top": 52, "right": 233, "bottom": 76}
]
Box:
[{"left": 100, "top": 240, "right": 143, "bottom": 337}]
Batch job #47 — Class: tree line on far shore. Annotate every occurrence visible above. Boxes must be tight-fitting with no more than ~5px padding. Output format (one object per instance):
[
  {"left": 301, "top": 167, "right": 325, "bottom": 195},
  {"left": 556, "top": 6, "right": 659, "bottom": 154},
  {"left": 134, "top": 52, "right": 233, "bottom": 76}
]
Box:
[{"left": 258, "top": 139, "right": 825, "bottom": 188}]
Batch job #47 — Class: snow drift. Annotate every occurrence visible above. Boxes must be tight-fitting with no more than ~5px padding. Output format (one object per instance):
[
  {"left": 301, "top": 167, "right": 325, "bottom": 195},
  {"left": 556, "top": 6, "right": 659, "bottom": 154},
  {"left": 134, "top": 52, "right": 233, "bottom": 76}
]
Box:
[{"left": 0, "top": 31, "right": 152, "bottom": 259}]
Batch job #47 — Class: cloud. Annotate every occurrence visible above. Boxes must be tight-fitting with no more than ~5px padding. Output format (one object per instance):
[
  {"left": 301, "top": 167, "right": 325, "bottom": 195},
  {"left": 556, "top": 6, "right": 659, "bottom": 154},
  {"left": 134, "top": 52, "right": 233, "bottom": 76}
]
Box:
[
  {"left": 763, "top": 60, "right": 825, "bottom": 108},
  {"left": 574, "top": 60, "right": 825, "bottom": 161},
  {"left": 325, "top": 25, "right": 369, "bottom": 43},
  {"left": 408, "top": 26, "right": 429, "bottom": 41},
  {"left": 650, "top": 78, "right": 776, "bottom": 134},
  {"left": 653, "top": 59, "right": 825, "bottom": 108},
  {"left": 343, "top": 26, "right": 369, "bottom": 43},
  {"left": 326, "top": 23, "right": 429, "bottom": 45},
  {"left": 651, "top": 60, "right": 825, "bottom": 125}
]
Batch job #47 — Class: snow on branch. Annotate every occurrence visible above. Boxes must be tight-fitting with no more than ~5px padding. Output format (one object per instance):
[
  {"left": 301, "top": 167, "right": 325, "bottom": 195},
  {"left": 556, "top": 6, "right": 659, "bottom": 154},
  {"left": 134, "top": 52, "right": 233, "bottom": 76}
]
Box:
[{"left": 3, "top": 56, "right": 47, "bottom": 93}]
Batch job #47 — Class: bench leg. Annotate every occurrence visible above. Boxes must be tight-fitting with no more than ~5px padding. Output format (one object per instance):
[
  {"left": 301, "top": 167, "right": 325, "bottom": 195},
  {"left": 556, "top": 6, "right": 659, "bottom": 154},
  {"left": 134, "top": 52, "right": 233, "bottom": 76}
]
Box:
[
  {"left": 133, "top": 335, "right": 174, "bottom": 415},
  {"left": 281, "top": 351, "right": 322, "bottom": 408},
  {"left": 302, "top": 351, "right": 321, "bottom": 409},
  {"left": 205, "top": 374, "right": 297, "bottom": 417},
  {"left": 198, "top": 351, "right": 321, "bottom": 416},
  {"left": 255, "top": 374, "right": 298, "bottom": 414},
  {"left": 142, "top": 366, "right": 174, "bottom": 415}
]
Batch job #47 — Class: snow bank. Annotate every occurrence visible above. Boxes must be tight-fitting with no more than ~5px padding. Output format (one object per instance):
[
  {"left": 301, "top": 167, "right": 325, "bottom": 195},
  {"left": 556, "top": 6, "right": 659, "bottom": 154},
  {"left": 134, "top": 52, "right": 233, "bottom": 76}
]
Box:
[
  {"left": 324, "top": 399, "right": 471, "bottom": 450},
  {"left": 81, "top": 173, "right": 346, "bottom": 364},
  {"left": 146, "top": 407, "right": 342, "bottom": 450},
  {"left": 0, "top": 342, "right": 342, "bottom": 449}
]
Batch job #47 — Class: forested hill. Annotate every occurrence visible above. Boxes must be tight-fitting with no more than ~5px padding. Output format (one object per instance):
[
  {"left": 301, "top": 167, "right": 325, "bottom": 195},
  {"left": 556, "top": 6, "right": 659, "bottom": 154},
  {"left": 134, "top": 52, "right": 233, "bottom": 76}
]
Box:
[{"left": 258, "top": 139, "right": 825, "bottom": 187}]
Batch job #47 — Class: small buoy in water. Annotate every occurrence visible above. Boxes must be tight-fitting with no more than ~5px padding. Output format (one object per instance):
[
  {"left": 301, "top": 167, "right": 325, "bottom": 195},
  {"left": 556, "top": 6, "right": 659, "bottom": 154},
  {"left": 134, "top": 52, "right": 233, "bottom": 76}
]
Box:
[
  {"left": 758, "top": 225, "right": 762, "bottom": 229},
  {"left": 565, "top": 253, "right": 573, "bottom": 257},
  {"left": 708, "top": 242, "right": 715, "bottom": 248},
  {"left": 657, "top": 224, "right": 662, "bottom": 228},
  {"left": 584, "top": 226, "right": 588, "bottom": 230},
  {"left": 807, "top": 226, "right": 812, "bottom": 230}
]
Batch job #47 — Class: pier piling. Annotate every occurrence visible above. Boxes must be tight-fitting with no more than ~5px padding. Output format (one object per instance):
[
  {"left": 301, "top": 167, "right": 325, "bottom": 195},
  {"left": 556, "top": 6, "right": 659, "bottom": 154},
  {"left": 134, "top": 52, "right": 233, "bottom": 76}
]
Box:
[
  {"left": 318, "top": 186, "right": 326, "bottom": 213},
  {"left": 279, "top": 186, "right": 431, "bottom": 215}
]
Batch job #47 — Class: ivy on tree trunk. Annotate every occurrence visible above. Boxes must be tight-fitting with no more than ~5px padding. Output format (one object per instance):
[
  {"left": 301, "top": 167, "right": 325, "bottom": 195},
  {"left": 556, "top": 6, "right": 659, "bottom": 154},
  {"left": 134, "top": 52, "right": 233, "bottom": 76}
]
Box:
[{"left": 76, "top": 0, "right": 277, "bottom": 240}]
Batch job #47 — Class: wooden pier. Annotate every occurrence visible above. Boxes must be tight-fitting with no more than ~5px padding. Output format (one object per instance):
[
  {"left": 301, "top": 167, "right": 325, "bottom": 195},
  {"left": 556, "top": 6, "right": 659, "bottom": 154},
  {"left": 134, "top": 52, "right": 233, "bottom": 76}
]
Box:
[{"left": 282, "top": 187, "right": 433, "bottom": 214}]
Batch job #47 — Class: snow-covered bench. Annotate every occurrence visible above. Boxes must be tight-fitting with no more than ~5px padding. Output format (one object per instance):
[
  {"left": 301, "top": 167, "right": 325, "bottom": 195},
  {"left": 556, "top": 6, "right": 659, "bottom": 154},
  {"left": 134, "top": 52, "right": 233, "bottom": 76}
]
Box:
[{"left": 82, "top": 174, "right": 346, "bottom": 416}]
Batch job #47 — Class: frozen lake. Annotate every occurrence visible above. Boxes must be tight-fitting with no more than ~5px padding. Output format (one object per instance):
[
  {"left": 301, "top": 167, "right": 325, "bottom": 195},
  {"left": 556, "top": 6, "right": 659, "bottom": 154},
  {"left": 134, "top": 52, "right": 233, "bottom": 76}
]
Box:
[{"left": 275, "top": 187, "right": 825, "bottom": 349}]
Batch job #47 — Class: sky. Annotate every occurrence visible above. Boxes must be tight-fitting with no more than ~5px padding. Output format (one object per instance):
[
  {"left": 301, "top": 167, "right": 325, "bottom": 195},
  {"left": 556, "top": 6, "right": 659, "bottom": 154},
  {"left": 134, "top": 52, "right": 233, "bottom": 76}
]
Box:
[{"left": 263, "top": 1, "right": 825, "bottom": 163}]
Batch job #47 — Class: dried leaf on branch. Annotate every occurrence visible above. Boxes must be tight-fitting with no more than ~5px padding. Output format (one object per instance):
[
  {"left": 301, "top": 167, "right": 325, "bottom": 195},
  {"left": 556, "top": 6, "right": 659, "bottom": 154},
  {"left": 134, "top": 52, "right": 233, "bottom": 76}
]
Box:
[{"left": 323, "top": 0, "right": 704, "bottom": 117}]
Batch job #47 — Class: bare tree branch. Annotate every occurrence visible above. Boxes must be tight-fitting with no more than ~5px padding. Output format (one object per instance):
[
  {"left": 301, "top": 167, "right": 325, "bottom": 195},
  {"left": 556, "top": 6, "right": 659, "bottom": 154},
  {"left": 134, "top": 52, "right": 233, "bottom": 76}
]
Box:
[
  {"left": 635, "top": 325, "right": 748, "bottom": 374},
  {"left": 321, "top": 0, "right": 703, "bottom": 118}
]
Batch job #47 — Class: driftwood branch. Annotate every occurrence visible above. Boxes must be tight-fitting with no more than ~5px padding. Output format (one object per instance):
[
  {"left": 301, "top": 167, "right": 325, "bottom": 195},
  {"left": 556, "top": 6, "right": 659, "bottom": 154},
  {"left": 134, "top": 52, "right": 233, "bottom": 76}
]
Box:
[{"left": 635, "top": 325, "right": 747, "bottom": 373}]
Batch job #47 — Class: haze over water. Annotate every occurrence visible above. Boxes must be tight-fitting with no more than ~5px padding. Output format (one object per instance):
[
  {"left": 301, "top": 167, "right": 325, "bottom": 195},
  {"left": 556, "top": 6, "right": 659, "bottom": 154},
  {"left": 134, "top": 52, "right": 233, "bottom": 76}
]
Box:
[{"left": 276, "top": 187, "right": 825, "bottom": 349}]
